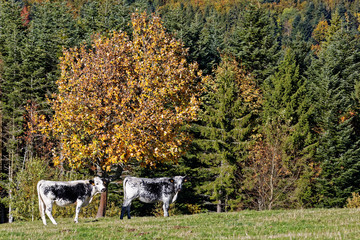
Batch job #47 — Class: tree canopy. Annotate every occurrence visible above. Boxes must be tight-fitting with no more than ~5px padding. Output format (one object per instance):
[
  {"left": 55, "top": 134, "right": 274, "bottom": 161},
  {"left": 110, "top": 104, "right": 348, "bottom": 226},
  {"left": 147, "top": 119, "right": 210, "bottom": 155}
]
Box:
[{"left": 49, "top": 12, "right": 206, "bottom": 171}]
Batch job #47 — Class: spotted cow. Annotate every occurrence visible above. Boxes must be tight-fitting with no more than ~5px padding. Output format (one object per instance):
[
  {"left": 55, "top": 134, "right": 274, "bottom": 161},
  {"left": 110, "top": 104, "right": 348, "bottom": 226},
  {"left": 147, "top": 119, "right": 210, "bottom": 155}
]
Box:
[
  {"left": 37, "top": 177, "right": 106, "bottom": 225},
  {"left": 120, "top": 176, "right": 187, "bottom": 219}
]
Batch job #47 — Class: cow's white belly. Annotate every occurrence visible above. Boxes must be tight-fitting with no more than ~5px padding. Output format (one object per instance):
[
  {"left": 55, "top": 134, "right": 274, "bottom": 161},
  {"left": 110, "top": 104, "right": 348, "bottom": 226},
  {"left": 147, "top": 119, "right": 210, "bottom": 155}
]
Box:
[
  {"left": 139, "top": 196, "right": 157, "bottom": 203},
  {"left": 55, "top": 199, "right": 74, "bottom": 207}
]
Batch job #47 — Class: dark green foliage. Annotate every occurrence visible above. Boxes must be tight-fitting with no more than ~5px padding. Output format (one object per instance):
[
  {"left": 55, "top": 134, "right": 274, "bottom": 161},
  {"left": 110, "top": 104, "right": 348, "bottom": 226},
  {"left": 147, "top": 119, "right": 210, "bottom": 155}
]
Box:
[
  {"left": 161, "top": 4, "right": 225, "bottom": 74},
  {"left": 309, "top": 27, "right": 360, "bottom": 207},
  {"left": 193, "top": 59, "right": 261, "bottom": 211},
  {"left": 25, "top": 2, "right": 80, "bottom": 105},
  {"left": 262, "top": 48, "right": 317, "bottom": 207},
  {"left": 196, "top": 9, "right": 224, "bottom": 74},
  {"left": 0, "top": 0, "right": 27, "bottom": 125},
  {"left": 291, "top": 2, "right": 330, "bottom": 42},
  {"left": 78, "top": 0, "right": 136, "bottom": 42},
  {"left": 226, "top": 5, "right": 281, "bottom": 83}
]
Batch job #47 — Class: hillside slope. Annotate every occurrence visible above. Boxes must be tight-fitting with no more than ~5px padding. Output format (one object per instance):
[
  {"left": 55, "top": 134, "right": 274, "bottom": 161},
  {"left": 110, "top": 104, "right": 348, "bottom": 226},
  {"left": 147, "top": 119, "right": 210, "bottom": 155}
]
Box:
[{"left": 1, "top": 208, "right": 360, "bottom": 239}]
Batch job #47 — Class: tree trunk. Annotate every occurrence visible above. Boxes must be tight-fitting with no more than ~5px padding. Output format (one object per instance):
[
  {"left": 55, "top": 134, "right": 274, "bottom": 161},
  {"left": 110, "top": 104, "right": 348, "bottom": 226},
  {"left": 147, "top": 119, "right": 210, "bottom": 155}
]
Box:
[
  {"left": 8, "top": 150, "right": 14, "bottom": 223},
  {"left": 216, "top": 199, "right": 222, "bottom": 213},
  {"left": 96, "top": 165, "right": 108, "bottom": 218},
  {"left": 96, "top": 188, "right": 108, "bottom": 218}
]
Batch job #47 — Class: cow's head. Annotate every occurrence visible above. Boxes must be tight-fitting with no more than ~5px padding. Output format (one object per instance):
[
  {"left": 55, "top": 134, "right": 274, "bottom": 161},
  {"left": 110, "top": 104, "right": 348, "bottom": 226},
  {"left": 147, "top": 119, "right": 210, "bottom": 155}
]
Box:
[
  {"left": 90, "top": 176, "right": 107, "bottom": 193},
  {"left": 171, "top": 176, "right": 187, "bottom": 192}
]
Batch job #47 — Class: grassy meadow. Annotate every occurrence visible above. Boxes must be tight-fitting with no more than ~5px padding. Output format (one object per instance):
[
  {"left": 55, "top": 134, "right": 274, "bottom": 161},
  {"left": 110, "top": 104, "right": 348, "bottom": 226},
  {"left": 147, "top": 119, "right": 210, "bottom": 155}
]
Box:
[{"left": 1, "top": 208, "right": 360, "bottom": 239}]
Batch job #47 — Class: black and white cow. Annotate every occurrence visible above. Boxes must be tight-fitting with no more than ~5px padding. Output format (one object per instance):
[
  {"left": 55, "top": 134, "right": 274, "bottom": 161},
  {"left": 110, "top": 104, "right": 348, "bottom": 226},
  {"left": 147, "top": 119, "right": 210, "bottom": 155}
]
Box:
[
  {"left": 37, "top": 177, "right": 106, "bottom": 225},
  {"left": 120, "top": 176, "right": 187, "bottom": 219}
]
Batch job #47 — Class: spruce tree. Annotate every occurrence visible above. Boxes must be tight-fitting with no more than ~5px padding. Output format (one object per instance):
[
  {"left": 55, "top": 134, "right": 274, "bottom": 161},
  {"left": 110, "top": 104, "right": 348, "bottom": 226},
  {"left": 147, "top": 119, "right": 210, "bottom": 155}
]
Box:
[
  {"left": 0, "top": 0, "right": 27, "bottom": 223},
  {"left": 194, "top": 59, "right": 261, "bottom": 212},
  {"left": 161, "top": 4, "right": 205, "bottom": 69},
  {"left": 309, "top": 26, "right": 360, "bottom": 207},
  {"left": 262, "top": 48, "right": 316, "bottom": 207},
  {"left": 78, "top": 0, "right": 133, "bottom": 42},
  {"left": 226, "top": 5, "right": 280, "bottom": 83},
  {"left": 196, "top": 9, "right": 225, "bottom": 75}
]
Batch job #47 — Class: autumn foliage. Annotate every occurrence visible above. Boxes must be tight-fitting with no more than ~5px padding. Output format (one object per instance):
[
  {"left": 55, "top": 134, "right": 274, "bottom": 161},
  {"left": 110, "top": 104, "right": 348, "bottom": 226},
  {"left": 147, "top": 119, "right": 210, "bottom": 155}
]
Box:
[{"left": 49, "top": 12, "right": 206, "bottom": 170}]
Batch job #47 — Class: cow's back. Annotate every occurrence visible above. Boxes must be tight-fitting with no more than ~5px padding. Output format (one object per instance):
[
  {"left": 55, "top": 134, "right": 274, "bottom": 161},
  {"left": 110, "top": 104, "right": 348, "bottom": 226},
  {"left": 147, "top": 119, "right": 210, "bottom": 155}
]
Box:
[
  {"left": 38, "top": 180, "right": 92, "bottom": 205},
  {"left": 124, "top": 177, "right": 174, "bottom": 203}
]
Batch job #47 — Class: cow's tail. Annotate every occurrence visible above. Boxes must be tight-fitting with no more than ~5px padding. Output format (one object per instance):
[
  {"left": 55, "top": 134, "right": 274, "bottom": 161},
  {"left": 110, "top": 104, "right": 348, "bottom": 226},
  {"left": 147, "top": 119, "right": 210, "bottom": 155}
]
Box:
[
  {"left": 122, "top": 177, "right": 129, "bottom": 201},
  {"left": 120, "top": 177, "right": 130, "bottom": 219},
  {"left": 37, "top": 181, "right": 46, "bottom": 224}
]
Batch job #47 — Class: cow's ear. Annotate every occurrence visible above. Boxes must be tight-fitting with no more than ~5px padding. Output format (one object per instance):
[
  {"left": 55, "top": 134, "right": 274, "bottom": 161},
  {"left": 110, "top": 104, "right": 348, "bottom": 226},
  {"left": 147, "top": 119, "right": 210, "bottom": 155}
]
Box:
[
  {"left": 169, "top": 179, "right": 174, "bottom": 183},
  {"left": 89, "top": 180, "right": 95, "bottom": 186}
]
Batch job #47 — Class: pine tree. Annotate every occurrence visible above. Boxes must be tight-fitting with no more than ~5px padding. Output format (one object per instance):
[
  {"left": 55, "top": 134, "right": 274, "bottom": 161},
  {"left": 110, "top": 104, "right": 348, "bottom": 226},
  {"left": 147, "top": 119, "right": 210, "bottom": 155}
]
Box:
[
  {"left": 0, "top": 0, "right": 27, "bottom": 223},
  {"left": 161, "top": 4, "right": 205, "bottom": 68},
  {"left": 78, "top": 0, "right": 133, "bottom": 43},
  {"left": 226, "top": 5, "right": 280, "bottom": 83},
  {"left": 196, "top": 9, "right": 225, "bottom": 75},
  {"left": 261, "top": 48, "right": 316, "bottom": 207},
  {"left": 194, "top": 59, "right": 261, "bottom": 212},
  {"left": 309, "top": 26, "right": 360, "bottom": 207},
  {"left": 291, "top": 2, "right": 330, "bottom": 42}
]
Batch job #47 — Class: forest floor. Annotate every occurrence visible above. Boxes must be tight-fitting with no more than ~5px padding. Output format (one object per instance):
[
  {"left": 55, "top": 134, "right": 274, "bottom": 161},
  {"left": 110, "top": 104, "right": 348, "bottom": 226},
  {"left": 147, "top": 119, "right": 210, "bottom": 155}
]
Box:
[{"left": 1, "top": 208, "right": 360, "bottom": 239}]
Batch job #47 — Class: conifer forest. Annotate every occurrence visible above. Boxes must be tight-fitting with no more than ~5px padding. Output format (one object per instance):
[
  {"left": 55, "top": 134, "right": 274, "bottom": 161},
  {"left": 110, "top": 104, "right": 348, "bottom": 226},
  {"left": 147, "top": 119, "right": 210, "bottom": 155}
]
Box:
[{"left": 2, "top": 0, "right": 360, "bottom": 223}]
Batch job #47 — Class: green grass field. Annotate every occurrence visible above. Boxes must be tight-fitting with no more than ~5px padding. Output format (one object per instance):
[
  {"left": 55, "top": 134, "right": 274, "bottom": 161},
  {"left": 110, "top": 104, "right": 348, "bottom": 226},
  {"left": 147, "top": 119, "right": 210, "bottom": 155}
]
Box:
[{"left": 1, "top": 208, "right": 360, "bottom": 239}]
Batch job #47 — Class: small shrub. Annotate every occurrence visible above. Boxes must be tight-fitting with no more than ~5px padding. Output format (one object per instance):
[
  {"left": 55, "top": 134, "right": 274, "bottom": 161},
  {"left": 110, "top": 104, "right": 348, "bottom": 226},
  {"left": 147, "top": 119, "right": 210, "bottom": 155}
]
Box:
[
  {"left": 10, "top": 158, "right": 55, "bottom": 221},
  {"left": 186, "top": 204, "right": 202, "bottom": 214},
  {"left": 346, "top": 192, "right": 360, "bottom": 208}
]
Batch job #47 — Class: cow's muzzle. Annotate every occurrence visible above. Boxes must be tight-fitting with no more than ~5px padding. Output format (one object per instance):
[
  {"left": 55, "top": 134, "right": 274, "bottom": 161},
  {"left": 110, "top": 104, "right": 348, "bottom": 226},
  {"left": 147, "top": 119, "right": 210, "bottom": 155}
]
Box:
[{"left": 101, "top": 188, "right": 106, "bottom": 192}]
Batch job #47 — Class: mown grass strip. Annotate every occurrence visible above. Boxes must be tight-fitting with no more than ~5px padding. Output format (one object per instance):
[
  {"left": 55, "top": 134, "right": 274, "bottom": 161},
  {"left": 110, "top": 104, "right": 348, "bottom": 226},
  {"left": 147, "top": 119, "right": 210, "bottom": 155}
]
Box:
[{"left": 1, "top": 208, "right": 360, "bottom": 239}]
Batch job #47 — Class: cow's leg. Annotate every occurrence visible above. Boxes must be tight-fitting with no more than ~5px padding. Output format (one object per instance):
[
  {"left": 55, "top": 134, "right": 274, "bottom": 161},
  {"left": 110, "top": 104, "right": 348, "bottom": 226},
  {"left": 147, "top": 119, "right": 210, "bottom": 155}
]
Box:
[
  {"left": 39, "top": 202, "right": 47, "bottom": 225},
  {"left": 38, "top": 189, "right": 47, "bottom": 225},
  {"left": 120, "top": 199, "right": 132, "bottom": 219},
  {"left": 163, "top": 201, "right": 170, "bottom": 217},
  {"left": 120, "top": 205, "right": 132, "bottom": 219},
  {"left": 74, "top": 200, "right": 84, "bottom": 223},
  {"left": 120, "top": 207, "right": 126, "bottom": 220},
  {"left": 44, "top": 200, "right": 57, "bottom": 225},
  {"left": 38, "top": 196, "right": 47, "bottom": 225},
  {"left": 127, "top": 205, "right": 131, "bottom": 219}
]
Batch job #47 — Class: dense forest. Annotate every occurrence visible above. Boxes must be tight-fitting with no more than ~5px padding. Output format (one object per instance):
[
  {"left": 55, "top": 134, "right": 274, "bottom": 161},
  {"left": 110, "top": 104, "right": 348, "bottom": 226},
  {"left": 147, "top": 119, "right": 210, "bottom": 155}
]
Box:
[{"left": 2, "top": 0, "right": 360, "bottom": 223}]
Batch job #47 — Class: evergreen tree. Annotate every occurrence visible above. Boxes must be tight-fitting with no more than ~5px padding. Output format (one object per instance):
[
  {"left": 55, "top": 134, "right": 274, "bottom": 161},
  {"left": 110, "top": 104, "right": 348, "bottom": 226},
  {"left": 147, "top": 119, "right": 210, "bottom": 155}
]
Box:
[
  {"left": 0, "top": 1, "right": 81, "bottom": 222},
  {"left": 286, "top": 34, "right": 313, "bottom": 76},
  {"left": 161, "top": 3, "right": 197, "bottom": 45},
  {"left": 19, "top": 1, "right": 82, "bottom": 166},
  {"left": 0, "top": 0, "right": 27, "bottom": 223},
  {"left": 161, "top": 4, "right": 205, "bottom": 69},
  {"left": 196, "top": 9, "right": 225, "bottom": 74},
  {"left": 194, "top": 59, "right": 261, "bottom": 212},
  {"left": 226, "top": 5, "right": 280, "bottom": 83},
  {"left": 262, "top": 48, "right": 316, "bottom": 207},
  {"left": 78, "top": 0, "right": 133, "bottom": 42},
  {"left": 291, "top": 2, "right": 330, "bottom": 42},
  {"left": 309, "top": 27, "right": 360, "bottom": 207}
]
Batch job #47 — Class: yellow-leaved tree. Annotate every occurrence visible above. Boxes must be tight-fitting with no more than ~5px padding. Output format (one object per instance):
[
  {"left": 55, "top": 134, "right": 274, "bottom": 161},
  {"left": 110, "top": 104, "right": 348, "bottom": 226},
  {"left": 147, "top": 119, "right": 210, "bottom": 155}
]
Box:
[{"left": 48, "top": 12, "right": 206, "bottom": 217}]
